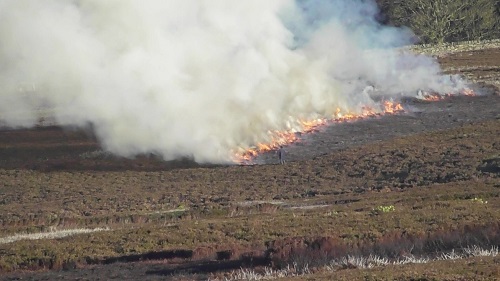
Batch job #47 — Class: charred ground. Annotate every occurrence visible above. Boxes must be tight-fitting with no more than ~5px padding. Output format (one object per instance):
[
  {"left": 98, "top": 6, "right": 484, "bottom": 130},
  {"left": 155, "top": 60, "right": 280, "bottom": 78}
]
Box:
[{"left": 0, "top": 48, "right": 499, "bottom": 280}]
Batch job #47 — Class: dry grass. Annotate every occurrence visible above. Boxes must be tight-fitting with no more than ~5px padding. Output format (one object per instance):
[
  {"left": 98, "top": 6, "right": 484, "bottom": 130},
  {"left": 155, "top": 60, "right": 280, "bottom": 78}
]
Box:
[
  {"left": 0, "top": 227, "right": 110, "bottom": 245},
  {"left": 208, "top": 245, "right": 499, "bottom": 281}
]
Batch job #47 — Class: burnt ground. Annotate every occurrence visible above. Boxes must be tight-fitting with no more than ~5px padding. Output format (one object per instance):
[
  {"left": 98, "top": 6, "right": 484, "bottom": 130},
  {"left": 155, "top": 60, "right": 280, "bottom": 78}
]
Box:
[
  {"left": 255, "top": 93, "right": 500, "bottom": 165},
  {"left": 0, "top": 48, "right": 499, "bottom": 280}
]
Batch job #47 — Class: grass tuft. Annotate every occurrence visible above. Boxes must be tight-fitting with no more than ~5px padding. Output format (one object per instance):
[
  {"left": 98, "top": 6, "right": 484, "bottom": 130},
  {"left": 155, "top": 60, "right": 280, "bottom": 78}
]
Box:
[{"left": 0, "top": 227, "right": 110, "bottom": 245}]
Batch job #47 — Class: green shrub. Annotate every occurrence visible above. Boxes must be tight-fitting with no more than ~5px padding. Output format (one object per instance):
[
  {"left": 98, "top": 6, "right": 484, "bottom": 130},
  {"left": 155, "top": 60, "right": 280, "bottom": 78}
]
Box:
[
  {"left": 471, "top": 197, "right": 488, "bottom": 204},
  {"left": 376, "top": 205, "right": 396, "bottom": 213}
]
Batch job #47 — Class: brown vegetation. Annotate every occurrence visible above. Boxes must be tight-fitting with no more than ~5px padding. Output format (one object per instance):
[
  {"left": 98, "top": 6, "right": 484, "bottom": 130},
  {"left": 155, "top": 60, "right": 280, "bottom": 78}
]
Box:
[
  {"left": 0, "top": 48, "right": 499, "bottom": 280},
  {"left": 377, "top": 0, "right": 500, "bottom": 43}
]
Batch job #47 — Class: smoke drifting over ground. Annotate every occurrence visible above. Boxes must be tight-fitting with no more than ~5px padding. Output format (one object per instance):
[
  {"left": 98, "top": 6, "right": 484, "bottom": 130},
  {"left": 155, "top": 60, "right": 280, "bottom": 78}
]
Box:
[{"left": 0, "top": 0, "right": 467, "bottom": 163}]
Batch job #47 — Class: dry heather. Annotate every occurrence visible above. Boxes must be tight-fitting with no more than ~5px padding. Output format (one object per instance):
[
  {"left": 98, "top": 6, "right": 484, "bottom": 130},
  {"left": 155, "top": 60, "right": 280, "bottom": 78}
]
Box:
[
  {"left": 0, "top": 47, "right": 499, "bottom": 280},
  {"left": 411, "top": 39, "right": 500, "bottom": 57},
  {"left": 1, "top": 118, "right": 499, "bottom": 280},
  {"left": 419, "top": 40, "right": 500, "bottom": 88}
]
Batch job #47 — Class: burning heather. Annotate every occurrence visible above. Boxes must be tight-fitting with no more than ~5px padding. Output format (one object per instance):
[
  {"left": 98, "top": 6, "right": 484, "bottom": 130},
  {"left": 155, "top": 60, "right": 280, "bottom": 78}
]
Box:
[
  {"left": 417, "top": 88, "right": 477, "bottom": 101},
  {"left": 415, "top": 74, "right": 477, "bottom": 101},
  {"left": 0, "top": 0, "right": 474, "bottom": 163},
  {"left": 234, "top": 98, "right": 405, "bottom": 163}
]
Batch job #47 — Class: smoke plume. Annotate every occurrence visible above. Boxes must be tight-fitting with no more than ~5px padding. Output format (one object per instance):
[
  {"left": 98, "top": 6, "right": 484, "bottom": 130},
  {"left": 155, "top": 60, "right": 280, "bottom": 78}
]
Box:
[{"left": 0, "top": 0, "right": 467, "bottom": 163}]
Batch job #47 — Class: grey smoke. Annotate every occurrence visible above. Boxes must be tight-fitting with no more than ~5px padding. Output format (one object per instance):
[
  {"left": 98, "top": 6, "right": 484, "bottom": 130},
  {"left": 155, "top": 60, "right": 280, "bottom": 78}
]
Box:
[{"left": 0, "top": 0, "right": 468, "bottom": 163}]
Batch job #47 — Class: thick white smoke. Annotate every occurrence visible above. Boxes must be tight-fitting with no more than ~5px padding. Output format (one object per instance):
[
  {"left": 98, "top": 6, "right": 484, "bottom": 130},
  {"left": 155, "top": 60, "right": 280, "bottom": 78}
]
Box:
[{"left": 0, "top": 0, "right": 466, "bottom": 163}]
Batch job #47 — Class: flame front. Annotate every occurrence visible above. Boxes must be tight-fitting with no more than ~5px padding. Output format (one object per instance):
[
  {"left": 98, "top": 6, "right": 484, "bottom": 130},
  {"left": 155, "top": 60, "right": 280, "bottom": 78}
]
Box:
[
  {"left": 418, "top": 88, "right": 477, "bottom": 101},
  {"left": 233, "top": 99, "right": 405, "bottom": 164},
  {"left": 235, "top": 119, "right": 326, "bottom": 163},
  {"left": 462, "top": 88, "right": 476, "bottom": 96},
  {"left": 234, "top": 87, "right": 480, "bottom": 164}
]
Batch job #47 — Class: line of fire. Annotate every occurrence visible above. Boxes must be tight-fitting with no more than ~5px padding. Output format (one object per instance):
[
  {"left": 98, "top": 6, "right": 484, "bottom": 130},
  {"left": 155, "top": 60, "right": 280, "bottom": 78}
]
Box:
[{"left": 233, "top": 87, "right": 477, "bottom": 164}]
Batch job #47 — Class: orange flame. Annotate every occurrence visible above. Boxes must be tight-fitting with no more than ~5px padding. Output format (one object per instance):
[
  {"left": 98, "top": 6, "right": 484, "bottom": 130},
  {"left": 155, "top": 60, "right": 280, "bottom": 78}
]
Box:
[
  {"left": 383, "top": 100, "right": 404, "bottom": 114},
  {"left": 462, "top": 88, "right": 476, "bottom": 96},
  {"left": 420, "top": 88, "right": 477, "bottom": 101},
  {"left": 422, "top": 94, "right": 442, "bottom": 101}
]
